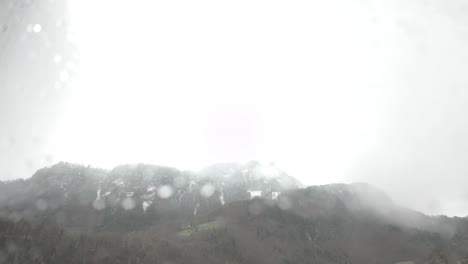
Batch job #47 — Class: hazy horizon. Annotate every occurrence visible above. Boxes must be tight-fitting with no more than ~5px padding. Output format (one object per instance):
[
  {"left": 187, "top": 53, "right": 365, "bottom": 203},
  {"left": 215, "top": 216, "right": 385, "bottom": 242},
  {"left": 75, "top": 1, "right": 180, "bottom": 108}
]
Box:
[{"left": 1, "top": 0, "right": 468, "bottom": 217}]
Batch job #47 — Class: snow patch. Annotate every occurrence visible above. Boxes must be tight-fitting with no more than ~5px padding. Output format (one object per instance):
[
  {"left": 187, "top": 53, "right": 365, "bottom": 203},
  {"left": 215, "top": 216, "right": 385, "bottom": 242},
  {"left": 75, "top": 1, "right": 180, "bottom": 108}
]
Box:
[
  {"left": 96, "top": 187, "right": 101, "bottom": 200},
  {"left": 248, "top": 190, "right": 262, "bottom": 199},
  {"left": 193, "top": 203, "right": 200, "bottom": 215},
  {"left": 113, "top": 179, "right": 124, "bottom": 186},
  {"left": 272, "top": 191, "right": 279, "bottom": 200},
  {"left": 147, "top": 185, "right": 156, "bottom": 192},
  {"left": 142, "top": 201, "right": 152, "bottom": 212}
]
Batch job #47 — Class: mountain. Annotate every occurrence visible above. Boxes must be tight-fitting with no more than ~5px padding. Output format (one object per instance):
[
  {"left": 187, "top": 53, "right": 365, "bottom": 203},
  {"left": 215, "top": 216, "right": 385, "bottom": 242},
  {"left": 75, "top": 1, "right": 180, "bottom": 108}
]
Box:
[
  {"left": 0, "top": 161, "right": 302, "bottom": 231},
  {"left": 0, "top": 162, "right": 467, "bottom": 263}
]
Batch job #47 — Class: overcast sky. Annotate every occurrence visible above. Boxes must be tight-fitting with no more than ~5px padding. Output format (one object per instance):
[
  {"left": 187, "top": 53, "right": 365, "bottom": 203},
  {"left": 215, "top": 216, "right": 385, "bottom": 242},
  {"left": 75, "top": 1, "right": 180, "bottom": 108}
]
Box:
[{"left": 1, "top": 0, "right": 468, "bottom": 216}]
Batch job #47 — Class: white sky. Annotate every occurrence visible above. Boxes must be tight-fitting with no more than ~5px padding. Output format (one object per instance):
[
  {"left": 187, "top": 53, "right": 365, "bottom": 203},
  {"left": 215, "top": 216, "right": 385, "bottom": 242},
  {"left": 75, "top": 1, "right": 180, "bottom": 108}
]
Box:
[{"left": 54, "top": 0, "right": 389, "bottom": 184}]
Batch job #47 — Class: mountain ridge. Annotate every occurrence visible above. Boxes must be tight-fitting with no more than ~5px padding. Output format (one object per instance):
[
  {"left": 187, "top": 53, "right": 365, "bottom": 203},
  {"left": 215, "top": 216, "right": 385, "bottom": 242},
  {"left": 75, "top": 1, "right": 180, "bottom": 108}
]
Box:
[{"left": 0, "top": 162, "right": 468, "bottom": 263}]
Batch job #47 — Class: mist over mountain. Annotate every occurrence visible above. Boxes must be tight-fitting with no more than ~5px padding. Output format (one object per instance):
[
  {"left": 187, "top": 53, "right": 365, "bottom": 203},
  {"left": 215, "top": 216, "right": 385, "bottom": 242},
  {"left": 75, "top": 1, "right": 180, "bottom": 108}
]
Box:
[
  {"left": 0, "top": 162, "right": 467, "bottom": 263},
  {"left": 0, "top": 161, "right": 301, "bottom": 231}
]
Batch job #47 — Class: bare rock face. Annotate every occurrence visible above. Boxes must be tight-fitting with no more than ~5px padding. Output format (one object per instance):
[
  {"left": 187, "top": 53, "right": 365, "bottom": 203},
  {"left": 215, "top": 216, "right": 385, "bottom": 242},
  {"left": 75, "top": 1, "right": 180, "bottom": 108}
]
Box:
[{"left": 0, "top": 161, "right": 302, "bottom": 231}]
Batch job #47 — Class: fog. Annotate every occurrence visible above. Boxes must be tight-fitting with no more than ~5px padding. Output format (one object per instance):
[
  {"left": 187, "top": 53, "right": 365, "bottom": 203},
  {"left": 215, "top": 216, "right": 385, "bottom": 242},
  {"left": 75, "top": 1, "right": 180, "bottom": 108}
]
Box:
[{"left": 1, "top": 0, "right": 468, "bottom": 216}]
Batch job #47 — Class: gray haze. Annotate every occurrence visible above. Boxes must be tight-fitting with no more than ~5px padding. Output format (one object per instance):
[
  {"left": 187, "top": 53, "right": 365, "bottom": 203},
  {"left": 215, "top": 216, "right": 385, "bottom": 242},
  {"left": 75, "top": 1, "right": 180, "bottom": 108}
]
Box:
[{"left": 1, "top": 0, "right": 468, "bottom": 216}]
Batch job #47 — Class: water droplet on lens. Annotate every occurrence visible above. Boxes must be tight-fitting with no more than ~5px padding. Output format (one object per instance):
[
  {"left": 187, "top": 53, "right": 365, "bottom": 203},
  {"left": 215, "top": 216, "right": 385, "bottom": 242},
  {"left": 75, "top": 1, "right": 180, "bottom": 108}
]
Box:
[
  {"left": 200, "top": 183, "right": 216, "bottom": 198},
  {"left": 121, "top": 198, "right": 136, "bottom": 210},
  {"left": 157, "top": 185, "right": 173, "bottom": 199},
  {"left": 33, "top": 24, "right": 42, "bottom": 33}
]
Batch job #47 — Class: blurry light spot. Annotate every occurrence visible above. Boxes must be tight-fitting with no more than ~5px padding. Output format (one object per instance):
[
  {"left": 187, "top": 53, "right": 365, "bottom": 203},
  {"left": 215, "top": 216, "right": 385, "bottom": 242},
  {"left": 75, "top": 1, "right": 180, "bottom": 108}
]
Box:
[
  {"left": 121, "top": 197, "right": 136, "bottom": 210},
  {"left": 53, "top": 54, "right": 62, "bottom": 63},
  {"left": 59, "top": 70, "right": 70, "bottom": 82},
  {"left": 92, "top": 199, "right": 106, "bottom": 210},
  {"left": 33, "top": 24, "right": 42, "bottom": 33},
  {"left": 35, "top": 199, "right": 48, "bottom": 211},
  {"left": 157, "top": 185, "right": 174, "bottom": 199},
  {"left": 200, "top": 183, "right": 216, "bottom": 198}
]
